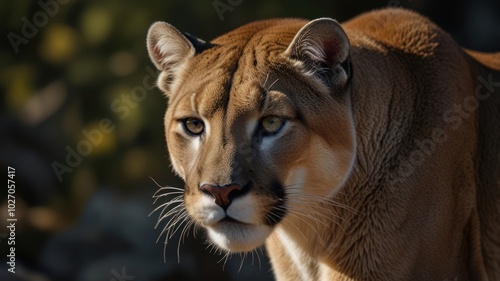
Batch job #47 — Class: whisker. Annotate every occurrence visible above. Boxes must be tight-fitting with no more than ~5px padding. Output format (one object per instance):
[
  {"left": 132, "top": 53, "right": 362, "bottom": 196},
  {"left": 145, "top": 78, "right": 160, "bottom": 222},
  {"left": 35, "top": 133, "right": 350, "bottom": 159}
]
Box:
[
  {"left": 250, "top": 249, "right": 255, "bottom": 267},
  {"left": 266, "top": 78, "right": 280, "bottom": 92},
  {"left": 150, "top": 176, "right": 184, "bottom": 192},
  {"left": 217, "top": 252, "right": 231, "bottom": 270},
  {"left": 177, "top": 218, "right": 194, "bottom": 262},
  {"left": 283, "top": 185, "right": 360, "bottom": 215},
  {"left": 238, "top": 252, "right": 246, "bottom": 272},
  {"left": 163, "top": 239, "right": 168, "bottom": 263},
  {"left": 271, "top": 206, "right": 309, "bottom": 242},
  {"left": 150, "top": 176, "right": 163, "bottom": 188},
  {"left": 256, "top": 247, "right": 263, "bottom": 269},
  {"left": 155, "top": 203, "right": 185, "bottom": 230},
  {"left": 150, "top": 196, "right": 183, "bottom": 218},
  {"left": 153, "top": 188, "right": 184, "bottom": 198},
  {"left": 283, "top": 183, "right": 352, "bottom": 198},
  {"left": 152, "top": 192, "right": 184, "bottom": 204},
  {"left": 277, "top": 195, "right": 350, "bottom": 237},
  {"left": 262, "top": 73, "right": 270, "bottom": 89},
  {"left": 169, "top": 213, "right": 191, "bottom": 239},
  {"left": 276, "top": 206, "right": 319, "bottom": 231},
  {"left": 206, "top": 243, "right": 217, "bottom": 255},
  {"left": 154, "top": 201, "right": 184, "bottom": 221},
  {"left": 150, "top": 179, "right": 187, "bottom": 253},
  {"left": 286, "top": 197, "right": 350, "bottom": 225},
  {"left": 284, "top": 198, "right": 348, "bottom": 235}
]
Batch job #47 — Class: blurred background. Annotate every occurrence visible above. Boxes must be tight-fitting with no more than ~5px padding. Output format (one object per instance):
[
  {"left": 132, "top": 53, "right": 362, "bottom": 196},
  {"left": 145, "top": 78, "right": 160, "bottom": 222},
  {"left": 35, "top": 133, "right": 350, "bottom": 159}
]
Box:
[{"left": 0, "top": 0, "right": 499, "bottom": 280}]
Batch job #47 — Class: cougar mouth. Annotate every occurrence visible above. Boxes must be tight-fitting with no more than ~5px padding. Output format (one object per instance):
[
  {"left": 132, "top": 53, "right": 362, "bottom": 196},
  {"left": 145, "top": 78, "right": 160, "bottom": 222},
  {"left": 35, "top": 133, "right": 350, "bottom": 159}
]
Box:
[
  {"left": 220, "top": 216, "right": 250, "bottom": 225},
  {"left": 203, "top": 214, "right": 252, "bottom": 228},
  {"left": 204, "top": 197, "right": 285, "bottom": 252},
  {"left": 185, "top": 179, "right": 288, "bottom": 252},
  {"left": 206, "top": 220, "right": 272, "bottom": 252}
]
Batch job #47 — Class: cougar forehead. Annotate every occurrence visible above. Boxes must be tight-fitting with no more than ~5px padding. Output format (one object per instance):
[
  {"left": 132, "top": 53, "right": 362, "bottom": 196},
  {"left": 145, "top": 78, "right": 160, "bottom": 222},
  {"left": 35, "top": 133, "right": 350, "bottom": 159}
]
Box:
[{"left": 166, "top": 19, "right": 306, "bottom": 116}]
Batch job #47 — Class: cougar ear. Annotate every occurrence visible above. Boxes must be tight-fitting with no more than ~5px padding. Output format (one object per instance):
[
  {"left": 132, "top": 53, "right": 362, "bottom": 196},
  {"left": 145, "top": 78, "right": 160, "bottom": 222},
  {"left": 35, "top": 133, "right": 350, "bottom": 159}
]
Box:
[
  {"left": 285, "top": 18, "right": 351, "bottom": 89},
  {"left": 147, "top": 22, "right": 209, "bottom": 93}
]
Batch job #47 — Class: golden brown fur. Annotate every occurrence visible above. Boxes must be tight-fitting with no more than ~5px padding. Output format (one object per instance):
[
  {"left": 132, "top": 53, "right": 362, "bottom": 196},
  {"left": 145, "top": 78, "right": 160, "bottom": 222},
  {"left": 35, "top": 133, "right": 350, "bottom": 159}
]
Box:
[{"left": 147, "top": 8, "right": 500, "bottom": 281}]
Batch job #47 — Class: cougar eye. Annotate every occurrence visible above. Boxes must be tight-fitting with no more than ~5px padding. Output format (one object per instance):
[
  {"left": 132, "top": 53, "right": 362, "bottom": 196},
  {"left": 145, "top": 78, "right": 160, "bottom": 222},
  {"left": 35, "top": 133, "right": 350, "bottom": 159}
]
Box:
[
  {"left": 261, "top": 116, "right": 285, "bottom": 134},
  {"left": 182, "top": 117, "right": 204, "bottom": 135}
]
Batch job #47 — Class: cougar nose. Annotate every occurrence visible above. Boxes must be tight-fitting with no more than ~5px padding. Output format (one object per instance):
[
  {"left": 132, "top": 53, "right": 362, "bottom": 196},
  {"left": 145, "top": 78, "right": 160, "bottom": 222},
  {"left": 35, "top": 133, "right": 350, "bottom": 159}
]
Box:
[{"left": 200, "top": 183, "right": 243, "bottom": 210}]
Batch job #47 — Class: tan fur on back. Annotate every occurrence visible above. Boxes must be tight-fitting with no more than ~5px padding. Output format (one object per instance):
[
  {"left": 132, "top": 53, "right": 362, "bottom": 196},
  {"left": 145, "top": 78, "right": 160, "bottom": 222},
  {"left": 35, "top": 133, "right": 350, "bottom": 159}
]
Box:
[{"left": 148, "top": 8, "right": 500, "bottom": 281}]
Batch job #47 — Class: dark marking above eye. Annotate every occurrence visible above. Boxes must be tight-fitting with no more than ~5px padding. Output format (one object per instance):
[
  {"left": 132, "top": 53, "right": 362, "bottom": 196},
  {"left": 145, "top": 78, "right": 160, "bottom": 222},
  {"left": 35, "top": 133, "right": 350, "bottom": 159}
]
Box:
[{"left": 258, "top": 85, "right": 269, "bottom": 112}]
